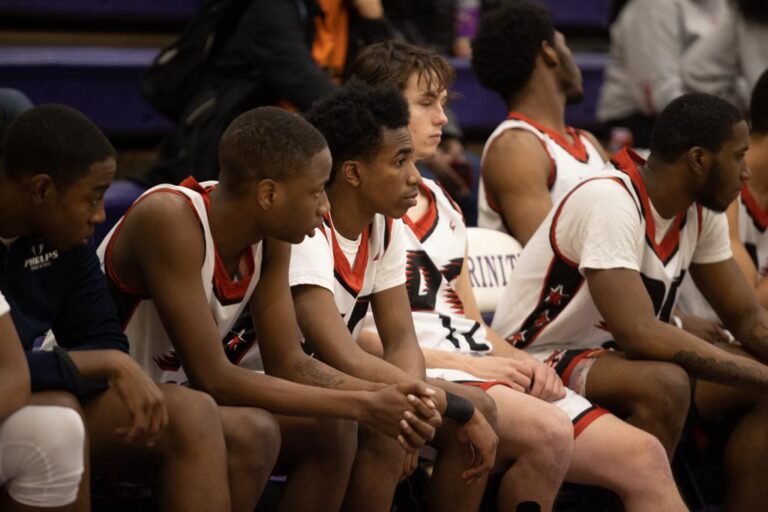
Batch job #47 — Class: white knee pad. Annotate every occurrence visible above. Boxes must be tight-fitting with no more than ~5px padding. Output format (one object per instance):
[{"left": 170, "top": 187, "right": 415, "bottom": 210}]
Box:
[{"left": 0, "top": 405, "right": 85, "bottom": 507}]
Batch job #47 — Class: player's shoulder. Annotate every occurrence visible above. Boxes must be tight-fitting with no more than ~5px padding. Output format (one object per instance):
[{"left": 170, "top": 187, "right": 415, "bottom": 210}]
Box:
[{"left": 562, "top": 174, "right": 638, "bottom": 216}]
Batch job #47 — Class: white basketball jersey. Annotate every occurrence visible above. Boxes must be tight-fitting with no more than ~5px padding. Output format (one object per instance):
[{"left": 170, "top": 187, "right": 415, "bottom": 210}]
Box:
[
  {"left": 289, "top": 213, "right": 406, "bottom": 341},
  {"left": 99, "top": 178, "right": 263, "bottom": 384},
  {"left": 678, "top": 183, "right": 768, "bottom": 321},
  {"left": 737, "top": 184, "right": 768, "bottom": 275},
  {"left": 492, "top": 149, "right": 730, "bottom": 351},
  {"left": 478, "top": 112, "right": 606, "bottom": 234},
  {"left": 400, "top": 179, "right": 493, "bottom": 354}
]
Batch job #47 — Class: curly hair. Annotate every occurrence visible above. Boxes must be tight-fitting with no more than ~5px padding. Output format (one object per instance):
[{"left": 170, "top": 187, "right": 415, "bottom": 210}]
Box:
[
  {"left": 218, "top": 106, "right": 327, "bottom": 194},
  {"left": 471, "top": 0, "right": 555, "bottom": 104},
  {"left": 347, "top": 40, "right": 455, "bottom": 94},
  {"left": 750, "top": 68, "right": 768, "bottom": 135},
  {"left": 1, "top": 104, "right": 115, "bottom": 189},
  {"left": 650, "top": 93, "right": 744, "bottom": 163},
  {"left": 304, "top": 81, "right": 410, "bottom": 185}
]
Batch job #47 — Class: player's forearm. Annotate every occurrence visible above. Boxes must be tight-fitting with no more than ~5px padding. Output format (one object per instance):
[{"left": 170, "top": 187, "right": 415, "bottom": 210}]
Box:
[
  {"left": 730, "top": 308, "right": 768, "bottom": 365},
  {"left": 755, "top": 281, "right": 768, "bottom": 312},
  {"left": 67, "top": 349, "right": 132, "bottom": 380},
  {"left": 622, "top": 321, "right": 768, "bottom": 391},
  {"left": 383, "top": 341, "right": 426, "bottom": 380},
  {"left": 422, "top": 348, "right": 475, "bottom": 373},
  {"left": 283, "top": 355, "right": 383, "bottom": 392},
  {"left": 198, "top": 366, "right": 371, "bottom": 420}
]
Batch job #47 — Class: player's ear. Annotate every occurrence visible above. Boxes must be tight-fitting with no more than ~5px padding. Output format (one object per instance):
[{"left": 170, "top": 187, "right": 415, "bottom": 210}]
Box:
[
  {"left": 688, "top": 147, "right": 711, "bottom": 178},
  {"left": 29, "top": 174, "right": 56, "bottom": 204},
  {"left": 541, "top": 40, "right": 558, "bottom": 67},
  {"left": 341, "top": 160, "right": 361, "bottom": 188},
  {"left": 256, "top": 178, "right": 278, "bottom": 210}
]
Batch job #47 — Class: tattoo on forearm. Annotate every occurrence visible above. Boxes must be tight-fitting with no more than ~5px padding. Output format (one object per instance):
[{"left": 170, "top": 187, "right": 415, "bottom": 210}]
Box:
[
  {"left": 293, "top": 358, "right": 346, "bottom": 388},
  {"left": 672, "top": 350, "right": 768, "bottom": 390}
]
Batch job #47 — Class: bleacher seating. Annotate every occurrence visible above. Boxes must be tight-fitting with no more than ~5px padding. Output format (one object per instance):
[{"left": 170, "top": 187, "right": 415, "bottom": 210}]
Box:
[
  {"left": 0, "top": 0, "right": 612, "bottom": 30},
  {"left": 540, "top": 0, "right": 612, "bottom": 30},
  {"left": 0, "top": 46, "right": 173, "bottom": 137},
  {"left": 0, "top": 0, "right": 202, "bottom": 23},
  {"left": 0, "top": 47, "right": 608, "bottom": 138}
]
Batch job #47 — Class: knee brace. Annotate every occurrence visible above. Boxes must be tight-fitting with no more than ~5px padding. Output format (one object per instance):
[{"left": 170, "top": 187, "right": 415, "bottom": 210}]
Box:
[{"left": 0, "top": 405, "right": 85, "bottom": 507}]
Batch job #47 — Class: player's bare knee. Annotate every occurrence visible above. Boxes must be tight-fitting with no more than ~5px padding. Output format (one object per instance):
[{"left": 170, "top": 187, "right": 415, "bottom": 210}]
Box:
[
  {"left": 226, "top": 408, "right": 281, "bottom": 472},
  {"left": 522, "top": 410, "right": 573, "bottom": 471},
  {"left": 533, "top": 410, "right": 574, "bottom": 456},
  {"left": 357, "top": 426, "right": 404, "bottom": 467},
  {"left": 635, "top": 363, "right": 690, "bottom": 423},
  {"left": 161, "top": 386, "right": 227, "bottom": 454},
  {"left": 312, "top": 418, "right": 358, "bottom": 463},
  {"left": 623, "top": 430, "right": 670, "bottom": 479}
]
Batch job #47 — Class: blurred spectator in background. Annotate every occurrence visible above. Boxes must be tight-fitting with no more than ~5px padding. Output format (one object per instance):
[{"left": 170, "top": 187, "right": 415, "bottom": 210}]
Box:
[
  {"left": 383, "top": 0, "right": 456, "bottom": 55},
  {"left": 146, "top": 0, "right": 392, "bottom": 186},
  {"left": 597, "top": 0, "right": 724, "bottom": 148},
  {"left": 418, "top": 111, "right": 481, "bottom": 225},
  {"left": 682, "top": 0, "right": 768, "bottom": 110},
  {"left": 0, "top": 88, "right": 33, "bottom": 150}
]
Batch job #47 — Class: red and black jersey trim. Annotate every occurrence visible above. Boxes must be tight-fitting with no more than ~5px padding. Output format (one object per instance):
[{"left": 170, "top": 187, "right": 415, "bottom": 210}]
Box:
[
  {"left": 434, "top": 180, "right": 465, "bottom": 218},
  {"left": 322, "top": 213, "right": 371, "bottom": 298},
  {"left": 104, "top": 187, "right": 199, "bottom": 299},
  {"left": 612, "top": 149, "right": 684, "bottom": 266},
  {"left": 403, "top": 183, "right": 439, "bottom": 243},
  {"left": 345, "top": 293, "right": 373, "bottom": 334},
  {"left": 573, "top": 407, "right": 609, "bottom": 438},
  {"left": 740, "top": 184, "right": 768, "bottom": 233},
  {"left": 507, "top": 176, "right": 629, "bottom": 348},
  {"left": 177, "top": 178, "right": 257, "bottom": 307},
  {"left": 506, "top": 253, "right": 585, "bottom": 348},
  {"left": 508, "top": 112, "right": 589, "bottom": 164},
  {"left": 384, "top": 217, "right": 394, "bottom": 252}
]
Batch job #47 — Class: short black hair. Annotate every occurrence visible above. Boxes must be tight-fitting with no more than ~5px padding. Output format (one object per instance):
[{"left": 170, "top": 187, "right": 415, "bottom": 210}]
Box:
[
  {"left": 471, "top": 0, "right": 555, "bottom": 104},
  {"left": 218, "top": 106, "right": 327, "bottom": 194},
  {"left": 304, "top": 81, "right": 410, "bottom": 184},
  {"left": 650, "top": 93, "right": 745, "bottom": 163},
  {"left": 1, "top": 104, "right": 115, "bottom": 189},
  {"left": 750, "top": 68, "right": 768, "bottom": 135}
]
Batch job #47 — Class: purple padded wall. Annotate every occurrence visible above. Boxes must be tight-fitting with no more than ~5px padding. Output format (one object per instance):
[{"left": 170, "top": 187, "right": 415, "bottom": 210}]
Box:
[
  {"left": 0, "top": 47, "right": 172, "bottom": 136},
  {"left": 450, "top": 53, "right": 608, "bottom": 133},
  {"left": 0, "top": 0, "right": 202, "bottom": 22}
]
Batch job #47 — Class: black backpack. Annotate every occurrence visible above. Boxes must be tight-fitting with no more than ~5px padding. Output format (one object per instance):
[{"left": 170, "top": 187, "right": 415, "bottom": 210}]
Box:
[{"left": 140, "top": 0, "right": 251, "bottom": 121}]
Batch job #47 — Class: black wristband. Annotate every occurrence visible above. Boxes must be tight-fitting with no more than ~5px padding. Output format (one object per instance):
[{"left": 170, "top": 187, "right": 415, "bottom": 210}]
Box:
[
  {"left": 443, "top": 391, "right": 475, "bottom": 425},
  {"left": 53, "top": 346, "right": 94, "bottom": 397}
]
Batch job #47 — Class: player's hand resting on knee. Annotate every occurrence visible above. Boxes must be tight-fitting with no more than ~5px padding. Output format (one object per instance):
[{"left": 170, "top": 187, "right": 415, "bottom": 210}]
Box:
[
  {"left": 525, "top": 359, "right": 566, "bottom": 402},
  {"left": 457, "top": 410, "right": 498, "bottom": 483},
  {"left": 470, "top": 356, "right": 533, "bottom": 393},
  {"left": 107, "top": 352, "right": 169, "bottom": 447},
  {"left": 359, "top": 382, "right": 441, "bottom": 451}
]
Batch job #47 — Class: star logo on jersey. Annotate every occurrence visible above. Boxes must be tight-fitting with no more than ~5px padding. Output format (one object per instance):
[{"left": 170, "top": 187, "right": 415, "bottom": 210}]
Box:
[
  {"left": 534, "top": 310, "right": 551, "bottom": 328},
  {"left": 226, "top": 329, "right": 246, "bottom": 351},
  {"left": 450, "top": 219, "right": 457, "bottom": 231},
  {"left": 595, "top": 320, "right": 610, "bottom": 332},
  {"left": 507, "top": 329, "right": 527, "bottom": 345},
  {"left": 544, "top": 284, "right": 569, "bottom": 306}
]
